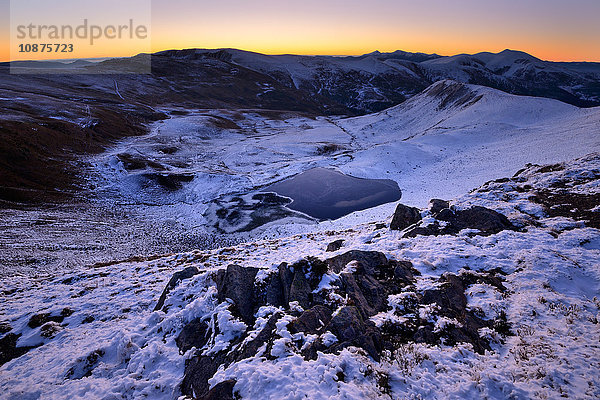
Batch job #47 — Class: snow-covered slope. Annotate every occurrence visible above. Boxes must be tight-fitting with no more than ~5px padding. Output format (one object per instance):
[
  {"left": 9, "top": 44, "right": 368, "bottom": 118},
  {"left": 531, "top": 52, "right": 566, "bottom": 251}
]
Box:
[
  {"left": 340, "top": 79, "right": 583, "bottom": 139},
  {"left": 188, "top": 48, "right": 600, "bottom": 110},
  {"left": 1, "top": 154, "right": 599, "bottom": 399},
  {"left": 419, "top": 49, "right": 600, "bottom": 106},
  {"left": 333, "top": 80, "right": 600, "bottom": 206}
]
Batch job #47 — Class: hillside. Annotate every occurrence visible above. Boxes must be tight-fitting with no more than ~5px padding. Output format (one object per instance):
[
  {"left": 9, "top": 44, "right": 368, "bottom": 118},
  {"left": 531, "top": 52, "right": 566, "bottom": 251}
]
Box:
[{"left": 1, "top": 153, "right": 599, "bottom": 399}]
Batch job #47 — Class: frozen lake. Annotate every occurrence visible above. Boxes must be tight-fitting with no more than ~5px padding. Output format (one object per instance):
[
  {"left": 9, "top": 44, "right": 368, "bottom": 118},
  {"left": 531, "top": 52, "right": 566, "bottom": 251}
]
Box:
[{"left": 266, "top": 168, "right": 401, "bottom": 220}]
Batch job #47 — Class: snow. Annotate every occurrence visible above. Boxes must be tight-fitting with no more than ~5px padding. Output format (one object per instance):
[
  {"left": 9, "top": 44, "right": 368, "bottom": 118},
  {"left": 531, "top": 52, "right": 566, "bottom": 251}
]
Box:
[
  {"left": 3, "top": 152, "right": 599, "bottom": 399},
  {"left": 2, "top": 79, "right": 600, "bottom": 399}
]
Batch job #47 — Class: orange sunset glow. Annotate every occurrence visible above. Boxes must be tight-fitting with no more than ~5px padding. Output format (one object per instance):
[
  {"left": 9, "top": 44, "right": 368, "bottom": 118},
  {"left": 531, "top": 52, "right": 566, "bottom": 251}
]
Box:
[
  {"left": 1, "top": 0, "right": 600, "bottom": 61},
  {"left": 2, "top": 0, "right": 600, "bottom": 61}
]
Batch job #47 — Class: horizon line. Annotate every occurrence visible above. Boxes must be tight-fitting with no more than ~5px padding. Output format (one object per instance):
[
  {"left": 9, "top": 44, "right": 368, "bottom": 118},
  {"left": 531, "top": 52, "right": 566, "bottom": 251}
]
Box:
[{"left": 4, "top": 47, "right": 600, "bottom": 64}]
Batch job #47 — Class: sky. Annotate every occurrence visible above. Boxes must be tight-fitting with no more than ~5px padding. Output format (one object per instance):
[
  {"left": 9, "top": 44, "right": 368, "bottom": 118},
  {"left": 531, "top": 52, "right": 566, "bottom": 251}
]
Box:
[{"left": 1, "top": 0, "right": 600, "bottom": 62}]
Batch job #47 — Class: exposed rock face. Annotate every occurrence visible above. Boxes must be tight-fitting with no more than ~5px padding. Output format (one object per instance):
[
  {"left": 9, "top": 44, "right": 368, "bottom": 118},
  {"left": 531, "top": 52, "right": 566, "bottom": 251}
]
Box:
[
  {"left": 154, "top": 266, "right": 201, "bottom": 311},
  {"left": 390, "top": 204, "right": 422, "bottom": 231},
  {"left": 199, "top": 380, "right": 237, "bottom": 400},
  {"left": 404, "top": 199, "right": 515, "bottom": 237},
  {"left": 175, "top": 318, "right": 210, "bottom": 354},
  {"left": 169, "top": 249, "right": 509, "bottom": 398},
  {"left": 216, "top": 265, "right": 259, "bottom": 323}
]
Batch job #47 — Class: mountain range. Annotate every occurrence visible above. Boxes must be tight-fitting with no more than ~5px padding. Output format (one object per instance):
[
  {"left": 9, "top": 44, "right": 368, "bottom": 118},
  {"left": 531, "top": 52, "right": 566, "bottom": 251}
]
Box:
[{"left": 1, "top": 48, "right": 600, "bottom": 205}]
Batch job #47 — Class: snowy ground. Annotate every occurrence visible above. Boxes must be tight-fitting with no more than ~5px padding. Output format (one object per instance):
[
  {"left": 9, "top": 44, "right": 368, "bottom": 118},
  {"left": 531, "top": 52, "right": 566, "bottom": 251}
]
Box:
[
  {"left": 3, "top": 81, "right": 599, "bottom": 275},
  {"left": 1, "top": 153, "right": 599, "bottom": 399},
  {"left": 88, "top": 80, "right": 600, "bottom": 235},
  {"left": 1, "top": 81, "right": 600, "bottom": 399}
]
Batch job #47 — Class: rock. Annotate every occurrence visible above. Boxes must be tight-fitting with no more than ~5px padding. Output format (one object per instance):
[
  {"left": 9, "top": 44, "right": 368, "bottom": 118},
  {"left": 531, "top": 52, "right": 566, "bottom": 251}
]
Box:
[
  {"left": 340, "top": 273, "right": 387, "bottom": 319},
  {"left": 405, "top": 203, "right": 514, "bottom": 237},
  {"left": 326, "top": 239, "right": 345, "bottom": 252},
  {"left": 434, "top": 208, "right": 455, "bottom": 221},
  {"left": 326, "top": 306, "right": 383, "bottom": 361},
  {"left": 235, "top": 312, "right": 281, "bottom": 361},
  {"left": 288, "top": 268, "right": 312, "bottom": 309},
  {"left": 263, "top": 272, "right": 284, "bottom": 308},
  {"left": 217, "top": 264, "right": 259, "bottom": 323},
  {"left": 413, "top": 326, "right": 437, "bottom": 345},
  {"left": 452, "top": 206, "right": 514, "bottom": 235},
  {"left": 403, "top": 223, "right": 441, "bottom": 238},
  {"left": 392, "top": 260, "right": 420, "bottom": 285},
  {"left": 40, "top": 322, "right": 62, "bottom": 338},
  {"left": 199, "top": 380, "right": 237, "bottom": 400},
  {"left": 430, "top": 199, "right": 450, "bottom": 214},
  {"left": 326, "top": 250, "right": 388, "bottom": 274},
  {"left": 65, "top": 349, "right": 105, "bottom": 379},
  {"left": 181, "top": 353, "right": 227, "bottom": 398},
  {"left": 288, "top": 305, "right": 333, "bottom": 335},
  {"left": 0, "top": 322, "right": 12, "bottom": 334},
  {"left": 155, "top": 266, "right": 201, "bottom": 311},
  {"left": 176, "top": 318, "right": 210, "bottom": 354},
  {"left": 28, "top": 312, "right": 64, "bottom": 329},
  {"left": 0, "top": 333, "right": 34, "bottom": 366},
  {"left": 390, "top": 204, "right": 421, "bottom": 231},
  {"left": 417, "top": 273, "right": 493, "bottom": 354},
  {"left": 278, "top": 263, "right": 295, "bottom": 305},
  {"left": 421, "top": 274, "right": 467, "bottom": 319}
]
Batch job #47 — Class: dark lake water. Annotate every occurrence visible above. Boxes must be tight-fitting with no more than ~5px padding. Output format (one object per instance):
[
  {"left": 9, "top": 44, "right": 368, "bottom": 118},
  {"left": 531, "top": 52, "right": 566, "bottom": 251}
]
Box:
[{"left": 266, "top": 168, "right": 402, "bottom": 220}]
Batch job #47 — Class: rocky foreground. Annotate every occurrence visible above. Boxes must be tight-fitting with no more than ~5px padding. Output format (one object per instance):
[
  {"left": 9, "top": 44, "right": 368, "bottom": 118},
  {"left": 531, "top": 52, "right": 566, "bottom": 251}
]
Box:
[{"left": 1, "top": 154, "right": 599, "bottom": 399}]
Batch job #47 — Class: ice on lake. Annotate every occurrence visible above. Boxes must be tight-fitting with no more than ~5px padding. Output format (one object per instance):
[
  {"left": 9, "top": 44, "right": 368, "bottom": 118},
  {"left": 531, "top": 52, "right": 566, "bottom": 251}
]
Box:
[{"left": 266, "top": 168, "right": 401, "bottom": 220}]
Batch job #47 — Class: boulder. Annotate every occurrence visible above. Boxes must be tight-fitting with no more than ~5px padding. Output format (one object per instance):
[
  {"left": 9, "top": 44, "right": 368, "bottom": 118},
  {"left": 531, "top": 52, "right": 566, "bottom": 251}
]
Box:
[
  {"left": 405, "top": 203, "right": 514, "bottom": 237},
  {"left": 452, "top": 206, "right": 514, "bottom": 235},
  {"left": 390, "top": 204, "right": 421, "bottom": 231},
  {"left": 430, "top": 199, "right": 450, "bottom": 215},
  {"left": 288, "top": 305, "right": 333, "bottom": 335},
  {"left": 326, "top": 306, "right": 383, "bottom": 361},
  {"left": 176, "top": 318, "right": 210, "bottom": 354},
  {"left": 326, "top": 250, "right": 388, "bottom": 274},
  {"left": 216, "top": 265, "right": 259, "bottom": 323},
  {"left": 339, "top": 273, "right": 387, "bottom": 319}
]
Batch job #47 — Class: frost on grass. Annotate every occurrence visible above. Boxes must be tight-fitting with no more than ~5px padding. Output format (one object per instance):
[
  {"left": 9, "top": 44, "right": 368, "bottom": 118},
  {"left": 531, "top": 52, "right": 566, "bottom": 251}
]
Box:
[{"left": 1, "top": 154, "right": 600, "bottom": 399}]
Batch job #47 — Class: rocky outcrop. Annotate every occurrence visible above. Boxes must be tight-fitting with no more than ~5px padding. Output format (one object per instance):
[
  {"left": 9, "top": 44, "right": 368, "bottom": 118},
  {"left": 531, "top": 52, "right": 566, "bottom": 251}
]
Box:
[
  {"left": 403, "top": 199, "right": 515, "bottom": 237},
  {"left": 164, "top": 248, "right": 512, "bottom": 398},
  {"left": 390, "top": 204, "right": 421, "bottom": 231},
  {"left": 216, "top": 265, "right": 260, "bottom": 323}
]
